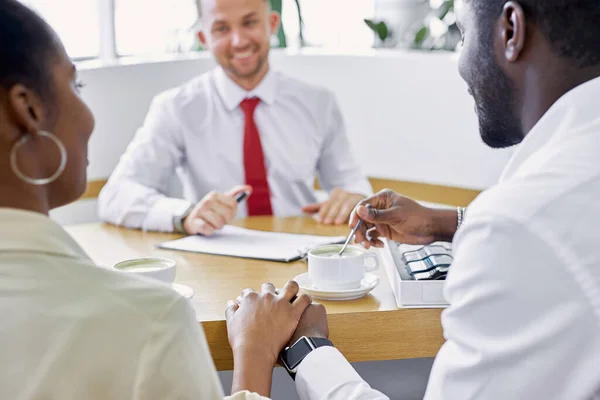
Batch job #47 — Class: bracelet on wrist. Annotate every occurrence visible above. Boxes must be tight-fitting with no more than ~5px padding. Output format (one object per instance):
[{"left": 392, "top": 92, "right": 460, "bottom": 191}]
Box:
[{"left": 456, "top": 207, "right": 467, "bottom": 231}]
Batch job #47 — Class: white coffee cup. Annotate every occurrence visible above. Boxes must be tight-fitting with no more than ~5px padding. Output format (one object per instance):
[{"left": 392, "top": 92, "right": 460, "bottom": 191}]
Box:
[
  {"left": 113, "top": 257, "right": 176, "bottom": 283},
  {"left": 308, "top": 244, "right": 379, "bottom": 291}
]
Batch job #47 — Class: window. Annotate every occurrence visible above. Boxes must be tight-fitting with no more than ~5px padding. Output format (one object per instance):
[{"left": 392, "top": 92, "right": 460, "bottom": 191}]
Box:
[
  {"left": 21, "top": 0, "right": 101, "bottom": 59},
  {"left": 114, "top": 0, "right": 199, "bottom": 56},
  {"left": 281, "top": 0, "right": 375, "bottom": 49},
  {"left": 20, "top": 0, "right": 377, "bottom": 61}
]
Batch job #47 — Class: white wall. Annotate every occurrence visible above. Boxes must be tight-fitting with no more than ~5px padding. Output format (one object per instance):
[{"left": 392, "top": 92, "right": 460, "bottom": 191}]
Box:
[{"left": 50, "top": 49, "right": 512, "bottom": 224}]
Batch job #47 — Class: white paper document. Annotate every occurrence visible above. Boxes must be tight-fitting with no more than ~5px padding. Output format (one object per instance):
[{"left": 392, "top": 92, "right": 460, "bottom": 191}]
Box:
[{"left": 158, "top": 225, "right": 345, "bottom": 262}]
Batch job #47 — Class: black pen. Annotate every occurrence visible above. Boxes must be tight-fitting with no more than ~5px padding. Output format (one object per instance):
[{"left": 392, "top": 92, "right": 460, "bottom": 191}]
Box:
[{"left": 235, "top": 190, "right": 251, "bottom": 203}]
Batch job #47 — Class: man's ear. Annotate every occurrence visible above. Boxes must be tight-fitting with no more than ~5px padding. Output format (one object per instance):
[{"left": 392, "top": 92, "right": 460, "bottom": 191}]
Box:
[
  {"left": 198, "top": 31, "right": 208, "bottom": 48},
  {"left": 500, "top": 1, "right": 527, "bottom": 62},
  {"left": 268, "top": 11, "right": 281, "bottom": 37},
  {"left": 6, "top": 84, "right": 44, "bottom": 135}
]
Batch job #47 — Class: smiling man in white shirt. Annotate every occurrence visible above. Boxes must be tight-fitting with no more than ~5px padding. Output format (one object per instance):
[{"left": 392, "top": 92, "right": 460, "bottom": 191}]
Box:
[
  {"left": 98, "top": 0, "right": 371, "bottom": 235},
  {"left": 241, "top": 0, "right": 600, "bottom": 399}
]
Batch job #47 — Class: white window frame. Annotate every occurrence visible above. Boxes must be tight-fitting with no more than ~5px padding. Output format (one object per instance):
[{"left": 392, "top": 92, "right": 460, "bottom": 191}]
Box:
[{"left": 98, "top": 0, "right": 117, "bottom": 61}]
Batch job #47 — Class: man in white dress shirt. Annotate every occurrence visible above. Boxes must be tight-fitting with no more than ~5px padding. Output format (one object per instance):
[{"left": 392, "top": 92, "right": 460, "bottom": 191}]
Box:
[
  {"left": 98, "top": 0, "right": 371, "bottom": 235},
  {"left": 246, "top": 0, "right": 600, "bottom": 398}
]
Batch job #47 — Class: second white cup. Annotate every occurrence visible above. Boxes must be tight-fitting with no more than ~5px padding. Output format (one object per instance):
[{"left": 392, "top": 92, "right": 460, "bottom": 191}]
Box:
[{"left": 113, "top": 257, "right": 176, "bottom": 283}]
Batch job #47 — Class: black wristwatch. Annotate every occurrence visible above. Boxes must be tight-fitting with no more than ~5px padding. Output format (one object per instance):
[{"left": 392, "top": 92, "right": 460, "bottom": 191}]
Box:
[{"left": 280, "top": 336, "right": 334, "bottom": 380}]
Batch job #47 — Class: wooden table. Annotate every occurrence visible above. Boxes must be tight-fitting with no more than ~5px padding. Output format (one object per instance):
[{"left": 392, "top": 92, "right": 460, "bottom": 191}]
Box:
[{"left": 66, "top": 217, "right": 444, "bottom": 370}]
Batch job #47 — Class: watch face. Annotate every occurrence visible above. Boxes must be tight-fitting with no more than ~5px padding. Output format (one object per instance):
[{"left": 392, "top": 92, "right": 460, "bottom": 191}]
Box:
[{"left": 282, "top": 338, "right": 314, "bottom": 371}]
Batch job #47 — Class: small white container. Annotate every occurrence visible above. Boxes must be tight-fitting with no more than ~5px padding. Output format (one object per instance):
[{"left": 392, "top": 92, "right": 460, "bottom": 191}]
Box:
[{"left": 379, "top": 239, "right": 449, "bottom": 308}]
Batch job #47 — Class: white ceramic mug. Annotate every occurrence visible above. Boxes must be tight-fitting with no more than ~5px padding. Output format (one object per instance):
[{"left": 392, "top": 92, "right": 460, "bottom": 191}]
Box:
[
  {"left": 113, "top": 257, "right": 176, "bottom": 283},
  {"left": 308, "top": 244, "right": 379, "bottom": 291}
]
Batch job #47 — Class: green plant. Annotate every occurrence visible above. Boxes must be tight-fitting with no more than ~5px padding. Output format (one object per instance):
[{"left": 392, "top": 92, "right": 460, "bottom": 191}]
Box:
[
  {"left": 413, "top": 0, "right": 461, "bottom": 51},
  {"left": 270, "top": 0, "right": 305, "bottom": 48},
  {"left": 364, "top": 19, "right": 390, "bottom": 42},
  {"left": 364, "top": 0, "right": 460, "bottom": 51}
]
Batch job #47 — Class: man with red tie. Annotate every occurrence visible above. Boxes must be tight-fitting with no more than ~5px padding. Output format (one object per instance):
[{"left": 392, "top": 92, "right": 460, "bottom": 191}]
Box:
[{"left": 98, "top": 0, "right": 372, "bottom": 235}]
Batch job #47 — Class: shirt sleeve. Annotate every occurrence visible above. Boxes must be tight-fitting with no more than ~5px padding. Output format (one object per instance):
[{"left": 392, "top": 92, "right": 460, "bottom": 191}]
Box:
[
  {"left": 97, "top": 94, "right": 192, "bottom": 232},
  {"left": 425, "top": 215, "right": 598, "bottom": 399},
  {"left": 295, "top": 346, "right": 389, "bottom": 400},
  {"left": 131, "top": 295, "right": 273, "bottom": 400},
  {"left": 316, "top": 93, "right": 372, "bottom": 197}
]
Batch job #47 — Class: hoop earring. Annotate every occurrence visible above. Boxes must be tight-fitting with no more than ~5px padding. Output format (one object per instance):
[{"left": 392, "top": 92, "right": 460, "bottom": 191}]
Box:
[{"left": 10, "top": 131, "right": 67, "bottom": 186}]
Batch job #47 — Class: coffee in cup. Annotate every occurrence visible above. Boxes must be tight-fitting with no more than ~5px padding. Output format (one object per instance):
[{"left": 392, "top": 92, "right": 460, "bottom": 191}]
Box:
[{"left": 113, "top": 257, "right": 176, "bottom": 283}]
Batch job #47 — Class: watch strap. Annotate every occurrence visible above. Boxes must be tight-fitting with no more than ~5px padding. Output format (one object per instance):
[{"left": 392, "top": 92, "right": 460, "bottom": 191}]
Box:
[
  {"left": 281, "top": 337, "right": 334, "bottom": 381},
  {"left": 309, "top": 337, "right": 334, "bottom": 349},
  {"left": 173, "top": 204, "right": 195, "bottom": 234}
]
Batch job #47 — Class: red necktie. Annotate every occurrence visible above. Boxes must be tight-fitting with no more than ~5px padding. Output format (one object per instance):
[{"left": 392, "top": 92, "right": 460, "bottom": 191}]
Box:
[{"left": 240, "top": 97, "right": 273, "bottom": 216}]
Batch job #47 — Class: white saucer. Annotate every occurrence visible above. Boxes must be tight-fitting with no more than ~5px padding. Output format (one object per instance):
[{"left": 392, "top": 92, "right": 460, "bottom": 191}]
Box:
[
  {"left": 172, "top": 283, "right": 194, "bottom": 300},
  {"left": 294, "top": 272, "right": 380, "bottom": 301}
]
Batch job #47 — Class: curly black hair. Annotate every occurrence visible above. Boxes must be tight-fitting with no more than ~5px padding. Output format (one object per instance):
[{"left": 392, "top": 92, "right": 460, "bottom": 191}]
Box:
[{"left": 472, "top": 0, "right": 600, "bottom": 68}]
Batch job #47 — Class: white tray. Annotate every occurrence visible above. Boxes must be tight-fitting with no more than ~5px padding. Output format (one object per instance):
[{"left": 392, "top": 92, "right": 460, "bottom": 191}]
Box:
[{"left": 379, "top": 239, "right": 450, "bottom": 308}]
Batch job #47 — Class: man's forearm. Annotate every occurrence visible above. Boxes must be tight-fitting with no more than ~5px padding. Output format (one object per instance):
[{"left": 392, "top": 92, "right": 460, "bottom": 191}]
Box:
[{"left": 431, "top": 208, "right": 461, "bottom": 242}]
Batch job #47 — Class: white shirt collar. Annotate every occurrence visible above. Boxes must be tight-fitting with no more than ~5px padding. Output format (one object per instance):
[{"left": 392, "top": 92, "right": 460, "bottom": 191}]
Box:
[
  {"left": 214, "top": 66, "right": 278, "bottom": 111},
  {"left": 500, "top": 76, "right": 600, "bottom": 182},
  {"left": 0, "top": 208, "right": 90, "bottom": 261}
]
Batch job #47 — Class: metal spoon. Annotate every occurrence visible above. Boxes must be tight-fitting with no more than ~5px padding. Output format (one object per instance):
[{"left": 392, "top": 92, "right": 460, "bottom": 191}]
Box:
[{"left": 338, "top": 204, "right": 371, "bottom": 256}]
